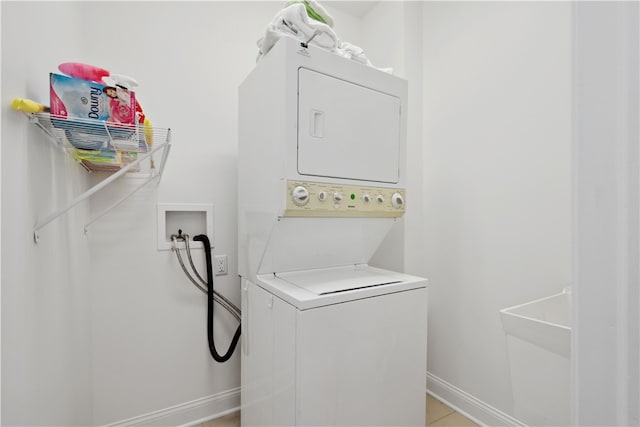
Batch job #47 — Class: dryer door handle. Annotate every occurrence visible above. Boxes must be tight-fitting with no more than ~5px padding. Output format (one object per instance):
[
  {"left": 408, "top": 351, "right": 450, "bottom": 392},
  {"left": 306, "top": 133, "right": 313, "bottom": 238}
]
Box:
[{"left": 310, "top": 109, "right": 325, "bottom": 138}]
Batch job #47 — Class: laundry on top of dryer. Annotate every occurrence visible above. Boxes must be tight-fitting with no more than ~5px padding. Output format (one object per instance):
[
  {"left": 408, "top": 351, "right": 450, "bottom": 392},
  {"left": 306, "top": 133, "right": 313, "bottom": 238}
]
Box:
[
  {"left": 257, "top": 2, "right": 338, "bottom": 58},
  {"left": 288, "top": 0, "right": 334, "bottom": 27},
  {"left": 256, "top": 0, "right": 392, "bottom": 74}
]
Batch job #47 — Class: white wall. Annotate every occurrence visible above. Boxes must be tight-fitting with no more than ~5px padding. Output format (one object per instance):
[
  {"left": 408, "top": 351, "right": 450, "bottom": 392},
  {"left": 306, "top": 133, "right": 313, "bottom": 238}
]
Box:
[
  {"left": 420, "top": 1, "right": 572, "bottom": 421},
  {"left": 1, "top": 3, "right": 94, "bottom": 425}
]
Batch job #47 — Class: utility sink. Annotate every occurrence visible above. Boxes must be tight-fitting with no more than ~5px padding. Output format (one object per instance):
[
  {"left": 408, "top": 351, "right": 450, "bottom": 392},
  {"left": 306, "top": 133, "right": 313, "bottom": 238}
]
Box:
[
  {"left": 500, "top": 290, "right": 571, "bottom": 426},
  {"left": 500, "top": 290, "right": 571, "bottom": 358}
]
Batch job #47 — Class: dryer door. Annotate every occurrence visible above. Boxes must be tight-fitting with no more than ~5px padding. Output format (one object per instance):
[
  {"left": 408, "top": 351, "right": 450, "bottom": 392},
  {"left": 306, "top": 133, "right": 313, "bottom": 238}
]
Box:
[{"left": 297, "top": 68, "right": 401, "bottom": 183}]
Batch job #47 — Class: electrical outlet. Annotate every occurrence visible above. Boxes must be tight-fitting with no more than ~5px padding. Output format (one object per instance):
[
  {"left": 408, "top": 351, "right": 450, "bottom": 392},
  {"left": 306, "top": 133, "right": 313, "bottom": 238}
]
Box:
[{"left": 215, "top": 255, "right": 228, "bottom": 276}]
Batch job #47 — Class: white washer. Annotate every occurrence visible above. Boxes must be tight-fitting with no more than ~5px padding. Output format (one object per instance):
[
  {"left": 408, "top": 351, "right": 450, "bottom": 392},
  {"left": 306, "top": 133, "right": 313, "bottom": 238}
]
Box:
[
  {"left": 241, "top": 265, "right": 427, "bottom": 426},
  {"left": 238, "top": 37, "right": 427, "bottom": 426}
]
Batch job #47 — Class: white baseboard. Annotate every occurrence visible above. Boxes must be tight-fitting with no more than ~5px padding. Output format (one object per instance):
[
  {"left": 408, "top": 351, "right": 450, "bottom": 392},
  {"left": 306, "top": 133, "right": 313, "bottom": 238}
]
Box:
[
  {"left": 105, "top": 387, "right": 240, "bottom": 427},
  {"left": 426, "top": 372, "right": 524, "bottom": 427},
  {"left": 106, "top": 374, "right": 520, "bottom": 427}
]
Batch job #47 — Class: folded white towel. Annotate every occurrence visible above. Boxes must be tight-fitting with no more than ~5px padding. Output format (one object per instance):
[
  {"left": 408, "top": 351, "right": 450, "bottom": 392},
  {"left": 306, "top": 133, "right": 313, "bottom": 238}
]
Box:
[
  {"left": 336, "top": 41, "right": 367, "bottom": 64},
  {"left": 335, "top": 42, "right": 393, "bottom": 74}
]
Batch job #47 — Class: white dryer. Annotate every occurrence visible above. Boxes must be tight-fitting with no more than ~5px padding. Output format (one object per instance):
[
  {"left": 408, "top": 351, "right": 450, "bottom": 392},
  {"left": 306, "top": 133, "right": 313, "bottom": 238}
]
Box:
[{"left": 238, "top": 37, "right": 427, "bottom": 426}]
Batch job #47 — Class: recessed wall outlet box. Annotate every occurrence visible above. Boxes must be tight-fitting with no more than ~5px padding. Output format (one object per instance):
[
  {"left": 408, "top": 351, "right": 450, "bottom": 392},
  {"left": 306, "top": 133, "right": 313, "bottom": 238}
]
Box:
[{"left": 157, "top": 203, "right": 214, "bottom": 250}]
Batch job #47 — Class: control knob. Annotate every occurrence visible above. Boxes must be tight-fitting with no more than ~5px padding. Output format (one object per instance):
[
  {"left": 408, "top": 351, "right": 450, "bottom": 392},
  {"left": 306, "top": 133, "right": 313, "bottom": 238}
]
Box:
[
  {"left": 292, "top": 186, "right": 310, "bottom": 206},
  {"left": 333, "top": 192, "right": 343, "bottom": 202},
  {"left": 376, "top": 194, "right": 385, "bottom": 204},
  {"left": 363, "top": 194, "right": 371, "bottom": 203},
  {"left": 391, "top": 192, "right": 404, "bottom": 209},
  {"left": 318, "top": 191, "right": 327, "bottom": 201}
]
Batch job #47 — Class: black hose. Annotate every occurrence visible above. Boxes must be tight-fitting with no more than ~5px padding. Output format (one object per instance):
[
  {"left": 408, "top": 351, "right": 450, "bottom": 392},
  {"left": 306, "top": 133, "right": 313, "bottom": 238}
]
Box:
[{"left": 193, "top": 234, "right": 241, "bottom": 363}]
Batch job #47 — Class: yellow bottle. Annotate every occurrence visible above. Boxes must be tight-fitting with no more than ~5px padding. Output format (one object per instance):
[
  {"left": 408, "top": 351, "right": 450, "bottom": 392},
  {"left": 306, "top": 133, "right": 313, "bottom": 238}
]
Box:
[
  {"left": 11, "top": 98, "right": 49, "bottom": 113},
  {"left": 143, "top": 117, "right": 155, "bottom": 169}
]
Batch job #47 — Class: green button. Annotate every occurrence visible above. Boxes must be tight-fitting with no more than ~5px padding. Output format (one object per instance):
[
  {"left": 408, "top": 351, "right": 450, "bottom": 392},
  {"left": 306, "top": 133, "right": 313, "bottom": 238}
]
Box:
[{"left": 350, "top": 194, "right": 356, "bottom": 200}]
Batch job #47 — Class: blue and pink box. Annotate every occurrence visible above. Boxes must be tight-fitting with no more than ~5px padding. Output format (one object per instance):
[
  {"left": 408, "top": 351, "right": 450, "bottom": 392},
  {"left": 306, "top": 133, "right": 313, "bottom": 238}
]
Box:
[{"left": 49, "top": 73, "right": 141, "bottom": 151}]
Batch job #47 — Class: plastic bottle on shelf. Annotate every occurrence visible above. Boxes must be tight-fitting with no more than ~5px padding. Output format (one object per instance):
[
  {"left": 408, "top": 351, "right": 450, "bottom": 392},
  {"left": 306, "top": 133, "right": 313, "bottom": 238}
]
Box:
[
  {"left": 11, "top": 98, "right": 50, "bottom": 113},
  {"left": 58, "top": 62, "right": 110, "bottom": 83},
  {"left": 103, "top": 74, "right": 139, "bottom": 90},
  {"left": 104, "top": 74, "right": 147, "bottom": 124}
]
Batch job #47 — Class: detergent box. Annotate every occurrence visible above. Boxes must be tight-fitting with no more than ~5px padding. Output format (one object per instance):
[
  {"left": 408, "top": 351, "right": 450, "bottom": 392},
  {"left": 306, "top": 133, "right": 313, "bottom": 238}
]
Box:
[
  {"left": 73, "top": 148, "right": 139, "bottom": 173},
  {"left": 49, "top": 73, "right": 140, "bottom": 150}
]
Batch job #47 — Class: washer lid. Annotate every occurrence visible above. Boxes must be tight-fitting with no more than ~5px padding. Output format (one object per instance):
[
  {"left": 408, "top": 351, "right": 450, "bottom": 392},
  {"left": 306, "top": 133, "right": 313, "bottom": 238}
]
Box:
[
  {"left": 277, "top": 265, "right": 404, "bottom": 295},
  {"left": 257, "top": 265, "right": 427, "bottom": 310}
]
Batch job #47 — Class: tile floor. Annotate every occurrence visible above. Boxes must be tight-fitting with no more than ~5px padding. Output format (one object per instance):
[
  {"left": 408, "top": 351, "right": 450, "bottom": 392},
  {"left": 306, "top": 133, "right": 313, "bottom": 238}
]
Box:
[
  {"left": 425, "top": 394, "right": 479, "bottom": 427},
  {"left": 198, "top": 394, "right": 479, "bottom": 427}
]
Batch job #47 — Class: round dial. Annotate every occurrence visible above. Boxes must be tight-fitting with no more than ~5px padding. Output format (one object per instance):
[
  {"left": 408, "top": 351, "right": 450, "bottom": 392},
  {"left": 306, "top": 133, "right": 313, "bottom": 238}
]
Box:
[
  {"left": 292, "top": 186, "right": 310, "bottom": 206},
  {"left": 333, "top": 192, "right": 343, "bottom": 202},
  {"left": 318, "top": 191, "right": 327, "bottom": 201},
  {"left": 391, "top": 192, "right": 404, "bottom": 209},
  {"left": 363, "top": 194, "right": 371, "bottom": 203},
  {"left": 376, "top": 194, "right": 385, "bottom": 204}
]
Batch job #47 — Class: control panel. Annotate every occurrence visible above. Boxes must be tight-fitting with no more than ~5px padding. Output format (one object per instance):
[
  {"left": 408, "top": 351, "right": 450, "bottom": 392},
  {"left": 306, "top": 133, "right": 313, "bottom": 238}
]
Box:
[{"left": 284, "top": 181, "right": 405, "bottom": 218}]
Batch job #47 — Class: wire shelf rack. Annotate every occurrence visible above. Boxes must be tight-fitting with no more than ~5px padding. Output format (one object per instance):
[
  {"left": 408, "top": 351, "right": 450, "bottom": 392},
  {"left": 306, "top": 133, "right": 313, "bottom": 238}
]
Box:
[{"left": 25, "top": 112, "right": 172, "bottom": 242}]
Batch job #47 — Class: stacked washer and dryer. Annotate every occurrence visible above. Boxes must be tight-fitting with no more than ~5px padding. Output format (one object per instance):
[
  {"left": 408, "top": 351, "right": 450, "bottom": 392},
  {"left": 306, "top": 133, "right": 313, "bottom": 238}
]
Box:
[{"left": 238, "top": 37, "right": 427, "bottom": 426}]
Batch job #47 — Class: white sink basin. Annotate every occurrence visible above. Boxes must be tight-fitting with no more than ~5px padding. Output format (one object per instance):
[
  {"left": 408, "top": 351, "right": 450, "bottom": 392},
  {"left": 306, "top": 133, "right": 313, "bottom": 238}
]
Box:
[{"left": 500, "top": 291, "right": 571, "bottom": 358}]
